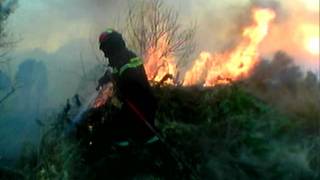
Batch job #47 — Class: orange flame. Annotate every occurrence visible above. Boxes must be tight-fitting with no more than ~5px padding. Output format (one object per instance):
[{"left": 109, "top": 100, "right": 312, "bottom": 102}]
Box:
[
  {"left": 93, "top": 82, "right": 114, "bottom": 108},
  {"left": 144, "top": 8, "right": 276, "bottom": 87},
  {"left": 183, "top": 52, "right": 213, "bottom": 85},
  {"left": 185, "top": 8, "right": 276, "bottom": 86},
  {"left": 144, "top": 35, "right": 177, "bottom": 83}
]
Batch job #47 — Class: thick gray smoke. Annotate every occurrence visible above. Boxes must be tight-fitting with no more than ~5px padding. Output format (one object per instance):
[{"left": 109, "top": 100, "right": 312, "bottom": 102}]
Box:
[{"left": 245, "top": 51, "right": 320, "bottom": 134}]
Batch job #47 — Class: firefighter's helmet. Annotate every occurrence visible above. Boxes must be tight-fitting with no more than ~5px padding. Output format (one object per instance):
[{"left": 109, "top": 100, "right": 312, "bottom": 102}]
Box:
[{"left": 99, "top": 29, "right": 125, "bottom": 50}]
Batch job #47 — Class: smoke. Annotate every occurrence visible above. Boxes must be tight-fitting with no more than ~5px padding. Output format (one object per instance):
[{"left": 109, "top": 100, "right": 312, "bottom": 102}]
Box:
[
  {"left": 244, "top": 51, "right": 320, "bottom": 133},
  {"left": 251, "top": 0, "right": 277, "bottom": 7},
  {"left": 8, "top": 0, "right": 318, "bottom": 68},
  {"left": 0, "top": 58, "right": 50, "bottom": 164},
  {"left": 183, "top": 0, "right": 318, "bottom": 70},
  {"left": 249, "top": 51, "right": 305, "bottom": 90},
  {"left": 8, "top": 0, "right": 125, "bottom": 53},
  {"left": 257, "top": 1, "right": 319, "bottom": 70}
]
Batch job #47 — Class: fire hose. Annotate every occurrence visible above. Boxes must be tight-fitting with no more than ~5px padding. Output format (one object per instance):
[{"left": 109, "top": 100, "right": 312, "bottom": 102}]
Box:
[
  {"left": 124, "top": 99, "right": 200, "bottom": 179},
  {"left": 70, "top": 81, "right": 200, "bottom": 178}
]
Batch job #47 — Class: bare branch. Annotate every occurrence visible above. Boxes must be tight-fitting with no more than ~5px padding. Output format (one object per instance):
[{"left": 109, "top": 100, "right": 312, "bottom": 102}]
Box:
[
  {"left": 123, "top": 0, "right": 196, "bottom": 80},
  {"left": 79, "top": 52, "right": 88, "bottom": 80},
  {"left": 0, "top": 85, "right": 19, "bottom": 105}
]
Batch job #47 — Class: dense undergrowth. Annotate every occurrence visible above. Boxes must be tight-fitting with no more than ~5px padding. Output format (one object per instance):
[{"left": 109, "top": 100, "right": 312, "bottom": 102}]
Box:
[
  {"left": 1, "top": 84, "right": 319, "bottom": 180},
  {"left": 155, "top": 85, "right": 319, "bottom": 179}
]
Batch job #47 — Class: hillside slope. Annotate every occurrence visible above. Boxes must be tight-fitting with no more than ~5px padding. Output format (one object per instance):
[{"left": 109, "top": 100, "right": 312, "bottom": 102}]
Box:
[{"left": 5, "top": 84, "right": 319, "bottom": 180}]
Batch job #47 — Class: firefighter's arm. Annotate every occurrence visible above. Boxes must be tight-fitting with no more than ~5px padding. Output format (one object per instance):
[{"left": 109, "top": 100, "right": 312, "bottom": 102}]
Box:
[{"left": 96, "top": 68, "right": 113, "bottom": 91}]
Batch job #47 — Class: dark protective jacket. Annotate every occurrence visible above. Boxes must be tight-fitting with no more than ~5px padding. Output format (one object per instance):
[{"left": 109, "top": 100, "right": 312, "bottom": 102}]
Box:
[{"left": 99, "top": 39, "right": 157, "bottom": 143}]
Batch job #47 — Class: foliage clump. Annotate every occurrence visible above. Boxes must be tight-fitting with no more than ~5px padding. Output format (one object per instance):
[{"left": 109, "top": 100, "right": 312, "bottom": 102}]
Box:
[{"left": 7, "top": 84, "right": 319, "bottom": 179}]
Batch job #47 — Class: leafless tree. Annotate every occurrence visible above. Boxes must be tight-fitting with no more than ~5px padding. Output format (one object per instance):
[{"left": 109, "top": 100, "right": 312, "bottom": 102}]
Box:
[
  {"left": 124, "top": 0, "right": 196, "bottom": 81},
  {"left": 0, "top": 0, "right": 18, "bottom": 105},
  {"left": 0, "top": 0, "right": 17, "bottom": 64}
]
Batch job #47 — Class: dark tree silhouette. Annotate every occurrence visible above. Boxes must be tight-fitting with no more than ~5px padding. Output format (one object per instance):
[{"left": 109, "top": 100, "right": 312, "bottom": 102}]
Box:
[
  {"left": 0, "top": 0, "right": 17, "bottom": 105},
  {"left": 15, "top": 59, "right": 48, "bottom": 119}
]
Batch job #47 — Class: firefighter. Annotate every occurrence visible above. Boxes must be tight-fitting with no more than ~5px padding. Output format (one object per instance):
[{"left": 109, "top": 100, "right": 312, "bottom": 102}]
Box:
[{"left": 97, "top": 29, "right": 158, "bottom": 146}]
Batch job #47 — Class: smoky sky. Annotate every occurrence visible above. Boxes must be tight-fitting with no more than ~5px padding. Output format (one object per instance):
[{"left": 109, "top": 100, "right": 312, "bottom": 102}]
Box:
[
  {"left": 7, "top": 0, "right": 251, "bottom": 53},
  {"left": 5, "top": 0, "right": 319, "bottom": 69},
  {"left": 7, "top": 0, "right": 126, "bottom": 53}
]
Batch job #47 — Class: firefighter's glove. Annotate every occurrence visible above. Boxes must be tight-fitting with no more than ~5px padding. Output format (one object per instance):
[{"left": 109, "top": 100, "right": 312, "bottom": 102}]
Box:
[{"left": 96, "top": 71, "right": 112, "bottom": 91}]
